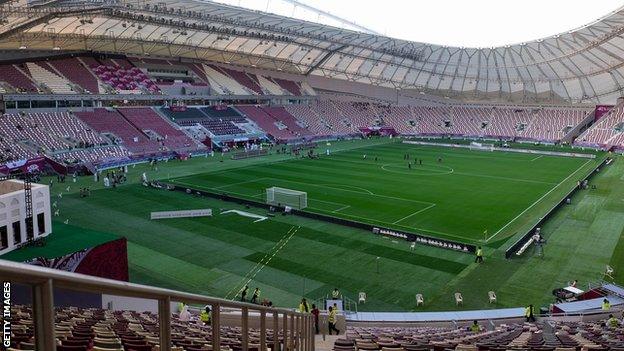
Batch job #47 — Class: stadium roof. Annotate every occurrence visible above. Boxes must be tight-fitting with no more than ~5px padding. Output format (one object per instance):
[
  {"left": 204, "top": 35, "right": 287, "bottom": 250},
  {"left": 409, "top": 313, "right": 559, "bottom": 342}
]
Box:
[{"left": 2, "top": 0, "right": 624, "bottom": 103}]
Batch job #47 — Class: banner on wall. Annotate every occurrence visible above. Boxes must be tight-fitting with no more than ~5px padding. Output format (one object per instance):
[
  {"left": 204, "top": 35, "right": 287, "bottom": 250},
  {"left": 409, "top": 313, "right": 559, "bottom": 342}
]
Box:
[
  {"left": 0, "top": 156, "right": 47, "bottom": 174},
  {"left": 25, "top": 238, "right": 129, "bottom": 282},
  {"left": 359, "top": 126, "right": 398, "bottom": 136},
  {"left": 0, "top": 156, "right": 68, "bottom": 175}
]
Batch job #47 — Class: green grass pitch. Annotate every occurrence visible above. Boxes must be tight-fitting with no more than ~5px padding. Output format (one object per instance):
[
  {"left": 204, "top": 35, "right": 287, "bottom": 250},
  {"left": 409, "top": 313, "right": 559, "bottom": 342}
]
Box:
[
  {"left": 7, "top": 138, "right": 624, "bottom": 312},
  {"left": 170, "top": 141, "right": 597, "bottom": 244}
]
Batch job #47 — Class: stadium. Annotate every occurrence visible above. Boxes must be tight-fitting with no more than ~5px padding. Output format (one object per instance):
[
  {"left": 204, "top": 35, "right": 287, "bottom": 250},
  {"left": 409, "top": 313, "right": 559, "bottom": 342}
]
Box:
[{"left": 2, "top": 0, "right": 624, "bottom": 350}]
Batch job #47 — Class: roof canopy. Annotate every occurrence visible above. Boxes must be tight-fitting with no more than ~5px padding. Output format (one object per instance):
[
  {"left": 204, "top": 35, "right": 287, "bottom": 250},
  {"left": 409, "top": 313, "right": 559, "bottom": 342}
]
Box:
[{"left": 1, "top": 0, "right": 624, "bottom": 103}]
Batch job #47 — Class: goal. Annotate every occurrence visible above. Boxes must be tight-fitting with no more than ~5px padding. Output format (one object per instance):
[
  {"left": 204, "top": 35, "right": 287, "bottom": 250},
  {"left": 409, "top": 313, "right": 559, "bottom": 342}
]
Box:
[
  {"left": 469, "top": 142, "right": 494, "bottom": 152},
  {"left": 266, "top": 187, "right": 308, "bottom": 209}
]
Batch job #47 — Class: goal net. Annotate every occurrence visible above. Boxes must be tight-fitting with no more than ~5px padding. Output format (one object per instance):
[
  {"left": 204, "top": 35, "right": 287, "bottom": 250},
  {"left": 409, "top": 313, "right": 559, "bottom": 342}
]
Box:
[
  {"left": 469, "top": 142, "right": 494, "bottom": 152},
  {"left": 266, "top": 187, "right": 308, "bottom": 209}
]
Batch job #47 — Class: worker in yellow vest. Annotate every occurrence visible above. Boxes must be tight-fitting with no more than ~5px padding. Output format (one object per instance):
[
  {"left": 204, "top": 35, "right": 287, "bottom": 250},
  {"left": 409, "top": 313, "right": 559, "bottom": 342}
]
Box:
[
  {"left": 299, "top": 298, "right": 309, "bottom": 313},
  {"left": 602, "top": 298, "right": 611, "bottom": 311},
  {"left": 200, "top": 305, "right": 211, "bottom": 325},
  {"left": 327, "top": 306, "right": 339, "bottom": 335},
  {"left": 470, "top": 320, "right": 481, "bottom": 333},
  {"left": 475, "top": 246, "right": 484, "bottom": 263},
  {"left": 608, "top": 314, "right": 619, "bottom": 328},
  {"left": 525, "top": 304, "right": 536, "bottom": 322}
]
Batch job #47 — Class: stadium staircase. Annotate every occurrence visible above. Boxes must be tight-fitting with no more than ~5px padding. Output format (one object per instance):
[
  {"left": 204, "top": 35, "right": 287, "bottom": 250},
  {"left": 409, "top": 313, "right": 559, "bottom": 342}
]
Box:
[
  {"left": 117, "top": 107, "right": 206, "bottom": 153},
  {"left": 25, "top": 62, "right": 76, "bottom": 94},
  {"left": 204, "top": 64, "right": 249, "bottom": 95},
  {"left": 257, "top": 75, "right": 285, "bottom": 95},
  {"left": 575, "top": 101, "right": 624, "bottom": 148},
  {"left": 0, "top": 64, "right": 39, "bottom": 92},
  {"left": 50, "top": 57, "right": 101, "bottom": 94}
]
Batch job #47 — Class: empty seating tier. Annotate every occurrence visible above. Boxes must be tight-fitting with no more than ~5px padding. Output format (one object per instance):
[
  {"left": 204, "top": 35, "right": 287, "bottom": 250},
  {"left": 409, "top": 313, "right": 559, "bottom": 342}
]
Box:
[
  {"left": 75, "top": 109, "right": 163, "bottom": 154},
  {"left": 118, "top": 108, "right": 203, "bottom": 152}
]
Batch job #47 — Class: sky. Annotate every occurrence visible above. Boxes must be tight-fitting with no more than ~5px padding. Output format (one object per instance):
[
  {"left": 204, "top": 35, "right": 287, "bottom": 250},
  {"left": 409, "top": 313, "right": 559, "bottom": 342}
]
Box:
[{"left": 210, "top": 0, "right": 624, "bottom": 47}]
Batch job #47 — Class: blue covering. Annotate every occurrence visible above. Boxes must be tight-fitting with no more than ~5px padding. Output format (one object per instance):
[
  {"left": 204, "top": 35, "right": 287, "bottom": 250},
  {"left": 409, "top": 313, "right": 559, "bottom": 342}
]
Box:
[
  {"left": 346, "top": 307, "right": 525, "bottom": 322},
  {"left": 553, "top": 296, "right": 624, "bottom": 313},
  {"left": 603, "top": 284, "right": 624, "bottom": 298}
]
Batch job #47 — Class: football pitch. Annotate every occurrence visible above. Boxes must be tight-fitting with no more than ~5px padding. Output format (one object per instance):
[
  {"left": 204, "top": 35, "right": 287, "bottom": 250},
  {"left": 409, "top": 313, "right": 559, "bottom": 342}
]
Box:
[
  {"left": 8, "top": 137, "right": 622, "bottom": 312},
  {"left": 171, "top": 141, "right": 599, "bottom": 244}
]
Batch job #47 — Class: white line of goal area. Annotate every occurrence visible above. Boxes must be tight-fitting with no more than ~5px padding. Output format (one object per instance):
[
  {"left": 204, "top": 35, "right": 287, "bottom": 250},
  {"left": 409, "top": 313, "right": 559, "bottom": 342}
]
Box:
[
  {"left": 392, "top": 204, "right": 437, "bottom": 224},
  {"left": 531, "top": 155, "right": 544, "bottom": 162},
  {"left": 262, "top": 176, "right": 435, "bottom": 207},
  {"left": 485, "top": 159, "right": 592, "bottom": 243},
  {"left": 211, "top": 177, "right": 269, "bottom": 190},
  {"left": 171, "top": 180, "right": 264, "bottom": 199},
  {"left": 172, "top": 179, "right": 465, "bottom": 242}
]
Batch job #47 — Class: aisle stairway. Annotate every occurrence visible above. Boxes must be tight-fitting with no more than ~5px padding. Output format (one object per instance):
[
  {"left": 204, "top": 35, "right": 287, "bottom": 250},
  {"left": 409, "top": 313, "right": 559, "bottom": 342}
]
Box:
[{"left": 25, "top": 62, "right": 75, "bottom": 94}]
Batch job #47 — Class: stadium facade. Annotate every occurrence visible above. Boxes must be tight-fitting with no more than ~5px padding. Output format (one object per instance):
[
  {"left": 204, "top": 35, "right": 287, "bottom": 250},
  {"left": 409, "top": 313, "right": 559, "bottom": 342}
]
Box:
[{"left": 3, "top": 2, "right": 624, "bottom": 350}]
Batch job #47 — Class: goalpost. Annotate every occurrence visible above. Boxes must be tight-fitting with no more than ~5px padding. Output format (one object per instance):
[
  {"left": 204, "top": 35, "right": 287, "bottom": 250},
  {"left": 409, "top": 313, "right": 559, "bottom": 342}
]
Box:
[
  {"left": 266, "top": 187, "right": 308, "bottom": 209},
  {"left": 469, "top": 141, "right": 494, "bottom": 152}
]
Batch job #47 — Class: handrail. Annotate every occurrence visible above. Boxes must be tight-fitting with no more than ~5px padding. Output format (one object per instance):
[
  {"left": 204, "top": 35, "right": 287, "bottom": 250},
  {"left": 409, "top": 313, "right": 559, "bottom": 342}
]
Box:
[
  {"left": 0, "top": 259, "right": 289, "bottom": 311},
  {"left": 0, "top": 259, "right": 315, "bottom": 351}
]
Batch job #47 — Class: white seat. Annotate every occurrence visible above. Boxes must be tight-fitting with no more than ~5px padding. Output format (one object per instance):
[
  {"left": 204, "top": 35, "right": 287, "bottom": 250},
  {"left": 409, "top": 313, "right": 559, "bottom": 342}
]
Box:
[
  {"left": 416, "top": 294, "right": 424, "bottom": 306},
  {"left": 358, "top": 292, "right": 366, "bottom": 303},
  {"left": 455, "top": 292, "right": 463, "bottom": 306},
  {"left": 488, "top": 291, "right": 497, "bottom": 303},
  {"left": 605, "top": 265, "right": 615, "bottom": 279}
]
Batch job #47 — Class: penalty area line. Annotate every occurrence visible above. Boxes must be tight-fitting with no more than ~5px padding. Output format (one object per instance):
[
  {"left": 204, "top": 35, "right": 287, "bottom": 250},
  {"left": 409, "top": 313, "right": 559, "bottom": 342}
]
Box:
[
  {"left": 485, "top": 159, "right": 592, "bottom": 242},
  {"left": 392, "top": 203, "right": 436, "bottom": 224}
]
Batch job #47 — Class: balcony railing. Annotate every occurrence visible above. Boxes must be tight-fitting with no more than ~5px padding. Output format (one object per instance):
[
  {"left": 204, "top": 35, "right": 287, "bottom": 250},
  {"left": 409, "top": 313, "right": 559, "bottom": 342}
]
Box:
[{"left": 0, "top": 259, "right": 315, "bottom": 351}]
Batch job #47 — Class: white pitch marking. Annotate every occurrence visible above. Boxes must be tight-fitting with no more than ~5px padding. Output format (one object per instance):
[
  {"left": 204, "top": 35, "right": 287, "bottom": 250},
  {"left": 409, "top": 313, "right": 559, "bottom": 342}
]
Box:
[
  {"left": 266, "top": 177, "right": 435, "bottom": 207},
  {"left": 453, "top": 171, "right": 556, "bottom": 185},
  {"left": 225, "top": 226, "right": 299, "bottom": 300},
  {"left": 332, "top": 205, "right": 351, "bottom": 213},
  {"left": 320, "top": 183, "right": 374, "bottom": 195},
  {"left": 485, "top": 159, "right": 592, "bottom": 242},
  {"left": 392, "top": 204, "right": 437, "bottom": 224},
  {"left": 531, "top": 155, "right": 544, "bottom": 162},
  {"left": 212, "top": 177, "right": 268, "bottom": 190},
  {"left": 172, "top": 180, "right": 263, "bottom": 199}
]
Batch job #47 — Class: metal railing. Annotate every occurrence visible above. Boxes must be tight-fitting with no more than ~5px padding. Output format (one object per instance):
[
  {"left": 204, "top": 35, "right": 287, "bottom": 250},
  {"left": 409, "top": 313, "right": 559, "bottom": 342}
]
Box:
[
  {"left": 0, "top": 259, "right": 315, "bottom": 351},
  {"left": 312, "top": 294, "right": 358, "bottom": 313}
]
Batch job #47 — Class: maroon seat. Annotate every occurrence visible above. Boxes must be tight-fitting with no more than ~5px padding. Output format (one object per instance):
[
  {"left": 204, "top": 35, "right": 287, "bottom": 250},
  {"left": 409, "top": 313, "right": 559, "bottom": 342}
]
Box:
[
  {"left": 57, "top": 345, "right": 88, "bottom": 351},
  {"left": 62, "top": 339, "right": 91, "bottom": 347},
  {"left": 125, "top": 344, "right": 153, "bottom": 351}
]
